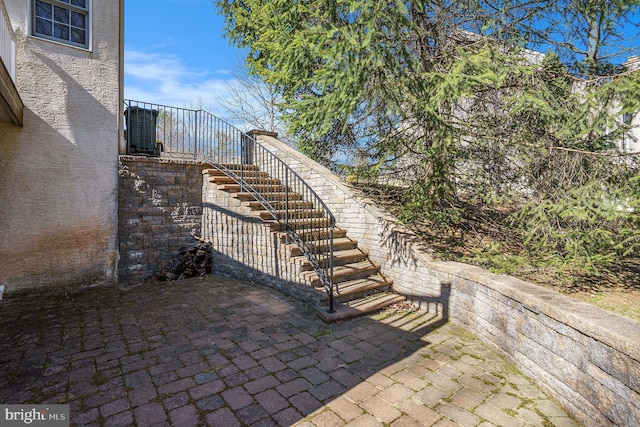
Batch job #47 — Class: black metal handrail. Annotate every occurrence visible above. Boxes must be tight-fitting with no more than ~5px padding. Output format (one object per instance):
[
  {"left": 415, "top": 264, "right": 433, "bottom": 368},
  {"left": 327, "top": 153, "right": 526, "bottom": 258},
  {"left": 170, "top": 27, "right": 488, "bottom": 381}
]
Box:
[{"left": 123, "top": 100, "right": 336, "bottom": 312}]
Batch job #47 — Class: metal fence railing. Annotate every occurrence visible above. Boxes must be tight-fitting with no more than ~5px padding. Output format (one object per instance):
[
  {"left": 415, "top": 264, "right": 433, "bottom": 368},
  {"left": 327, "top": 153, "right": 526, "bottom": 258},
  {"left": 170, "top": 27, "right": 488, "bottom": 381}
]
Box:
[{"left": 124, "top": 100, "right": 336, "bottom": 312}]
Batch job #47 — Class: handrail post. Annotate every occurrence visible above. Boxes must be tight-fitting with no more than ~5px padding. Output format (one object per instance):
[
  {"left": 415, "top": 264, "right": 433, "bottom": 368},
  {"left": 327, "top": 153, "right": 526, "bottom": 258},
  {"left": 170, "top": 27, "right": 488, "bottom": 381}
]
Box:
[
  {"left": 285, "top": 171, "right": 289, "bottom": 243},
  {"left": 328, "top": 226, "right": 335, "bottom": 313},
  {"left": 194, "top": 110, "right": 199, "bottom": 160}
]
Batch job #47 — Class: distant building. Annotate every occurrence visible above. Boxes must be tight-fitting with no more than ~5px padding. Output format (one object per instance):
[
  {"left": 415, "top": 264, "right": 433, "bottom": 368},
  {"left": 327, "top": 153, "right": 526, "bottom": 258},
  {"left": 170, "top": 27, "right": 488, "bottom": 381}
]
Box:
[{"left": 620, "top": 56, "right": 640, "bottom": 153}]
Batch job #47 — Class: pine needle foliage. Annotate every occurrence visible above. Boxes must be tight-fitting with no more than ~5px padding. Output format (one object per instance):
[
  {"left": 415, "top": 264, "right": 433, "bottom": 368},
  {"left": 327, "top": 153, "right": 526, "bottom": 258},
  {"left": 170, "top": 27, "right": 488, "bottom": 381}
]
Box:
[{"left": 218, "top": 0, "right": 640, "bottom": 283}]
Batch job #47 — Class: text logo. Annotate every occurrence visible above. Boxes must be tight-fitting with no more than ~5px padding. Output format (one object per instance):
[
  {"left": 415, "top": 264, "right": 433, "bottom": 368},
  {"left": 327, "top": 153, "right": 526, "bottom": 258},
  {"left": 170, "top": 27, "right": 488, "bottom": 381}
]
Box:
[{"left": 0, "top": 405, "right": 69, "bottom": 426}]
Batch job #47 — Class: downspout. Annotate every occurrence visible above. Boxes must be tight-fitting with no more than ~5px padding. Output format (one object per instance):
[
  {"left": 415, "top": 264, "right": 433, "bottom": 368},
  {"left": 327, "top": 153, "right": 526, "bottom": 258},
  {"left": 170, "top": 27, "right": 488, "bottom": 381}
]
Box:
[
  {"left": 117, "top": 0, "right": 125, "bottom": 154},
  {"left": 111, "top": 0, "right": 126, "bottom": 284}
]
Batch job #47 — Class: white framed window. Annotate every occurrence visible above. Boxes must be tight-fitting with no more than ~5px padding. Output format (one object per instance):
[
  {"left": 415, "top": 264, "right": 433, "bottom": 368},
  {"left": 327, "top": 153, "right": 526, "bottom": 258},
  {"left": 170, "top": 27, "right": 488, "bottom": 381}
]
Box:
[{"left": 31, "top": 0, "right": 90, "bottom": 49}]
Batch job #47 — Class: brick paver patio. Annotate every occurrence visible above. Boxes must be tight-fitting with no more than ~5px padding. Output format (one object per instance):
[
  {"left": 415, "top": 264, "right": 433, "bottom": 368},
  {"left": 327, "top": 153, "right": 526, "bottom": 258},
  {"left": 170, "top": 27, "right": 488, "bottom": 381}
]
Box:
[{"left": 0, "top": 275, "right": 577, "bottom": 426}]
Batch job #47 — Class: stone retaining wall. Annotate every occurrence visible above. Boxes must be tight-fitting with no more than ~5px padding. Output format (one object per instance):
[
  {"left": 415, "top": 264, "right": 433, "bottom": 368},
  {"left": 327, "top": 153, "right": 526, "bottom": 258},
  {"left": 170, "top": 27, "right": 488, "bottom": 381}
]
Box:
[
  {"left": 118, "top": 156, "right": 205, "bottom": 284},
  {"left": 201, "top": 177, "right": 319, "bottom": 304},
  {"left": 254, "top": 132, "right": 640, "bottom": 427}
]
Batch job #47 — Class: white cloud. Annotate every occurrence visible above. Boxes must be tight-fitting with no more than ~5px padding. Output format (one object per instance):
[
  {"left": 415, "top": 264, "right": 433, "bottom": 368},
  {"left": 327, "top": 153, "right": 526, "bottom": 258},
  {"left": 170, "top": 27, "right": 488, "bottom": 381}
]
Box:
[{"left": 124, "top": 49, "right": 237, "bottom": 118}]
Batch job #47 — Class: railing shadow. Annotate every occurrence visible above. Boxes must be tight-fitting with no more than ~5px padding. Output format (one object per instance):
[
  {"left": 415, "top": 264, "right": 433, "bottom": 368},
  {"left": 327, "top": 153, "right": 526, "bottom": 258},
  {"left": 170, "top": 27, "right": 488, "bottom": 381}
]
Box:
[{"left": 0, "top": 268, "right": 458, "bottom": 427}]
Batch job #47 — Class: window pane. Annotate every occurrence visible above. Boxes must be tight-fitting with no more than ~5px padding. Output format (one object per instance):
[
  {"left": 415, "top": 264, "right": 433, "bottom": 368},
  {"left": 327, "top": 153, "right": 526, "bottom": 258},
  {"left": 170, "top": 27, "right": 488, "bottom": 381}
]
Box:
[
  {"left": 71, "top": 28, "right": 85, "bottom": 44},
  {"left": 35, "top": 17, "right": 53, "bottom": 36},
  {"left": 70, "top": 11, "right": 86, "bottom": 29},
  {"left": 35, "top": 1, "right": 52, "bottom": 19},
  {"left": 54, "top": 23, "right": 70, "bottom": 40},
  {"left": 54, "top": 6, "right": 69, "bottom": 24},
  {"left": 32, "top": 0, "right": 89, "bottom": 47}
]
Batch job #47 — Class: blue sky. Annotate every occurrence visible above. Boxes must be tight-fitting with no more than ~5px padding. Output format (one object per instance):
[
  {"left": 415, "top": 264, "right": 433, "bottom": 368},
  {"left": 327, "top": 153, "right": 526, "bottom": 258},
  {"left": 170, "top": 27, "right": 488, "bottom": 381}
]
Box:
[
  {"left": 124, "top": 1, "right": 640, "bottom": 119},
  {"left": 124, "top": 0, "right": 244, "bottom": 116}
]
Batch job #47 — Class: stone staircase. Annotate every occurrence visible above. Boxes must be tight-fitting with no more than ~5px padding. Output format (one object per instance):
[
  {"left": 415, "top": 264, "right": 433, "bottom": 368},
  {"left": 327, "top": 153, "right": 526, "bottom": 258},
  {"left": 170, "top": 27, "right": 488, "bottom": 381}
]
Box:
[{"left": 203, "top": 166, "right": 405, "bottom": 322}]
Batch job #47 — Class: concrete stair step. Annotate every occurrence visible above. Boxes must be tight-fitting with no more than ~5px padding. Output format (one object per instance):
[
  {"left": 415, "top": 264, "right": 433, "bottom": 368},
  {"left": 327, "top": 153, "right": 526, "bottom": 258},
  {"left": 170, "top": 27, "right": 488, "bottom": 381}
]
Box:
[
  {"left": 246, "top": 200, "right": 314, "bottom": 211},
  {"left": 204, "top": 167, "right": 266, "bottom": 177},
  {"left": 256, "top": 209, "right": 326, "bottom": 221},
  {"left": 267, "top": 217, "right": 333, "bottom": 231},
  {"left": 218, "top": 183, "right": 287, "bottom": 193},
  {"left": 292, "top": 249, "right": 368, "bottom": 271},
  {"left": 212, "top": 164, "right": 261, "bottom": 172},
  {"left": 315, "top": 293, "right": 407, "bottom": 322},
  {"left": 234, "top": 192, "right": 305, "bottom": 202},
  {"left": 285, "top": 237, "right": 358, "bottom": 257},
  {"left": 208, "top": 175, "right": 281, "bottom": 186},
  {"left": 276, "top": 228, "right": 347, "bottom": 242},
  {"left": 319, "top": 274, "right": 394, "bottom": 303},
  {"left": 303, "top": 260, "right": 380, "bottom": 286}
]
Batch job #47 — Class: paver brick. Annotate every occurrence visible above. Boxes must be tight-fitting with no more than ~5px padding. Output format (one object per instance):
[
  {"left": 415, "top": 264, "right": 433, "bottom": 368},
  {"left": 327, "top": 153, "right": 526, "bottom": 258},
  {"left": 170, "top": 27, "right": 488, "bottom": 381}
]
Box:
[
  {"left": 424, "top": 372, "right": 461, "bottom": 393},
  {"left": 246, "top": 366, "right": 271, "bottom": 380},
  {"left": 377, "top": 383, "right": 414, "bottom": 405},
  {"left": 245, "top": 374, "right": 281, "bottom": 394},
  {"left": 309, "top": 380, "right": 346, "bottom": 402},
  {"left": 276, "top": 377, "right": 311, "bottom": 398},
  {"left": 100, "top": 398, "right": 130, "bottom": 418},
  {"left": 72, "top": 408, "right": 99, "bottom": 425},
  {"left": 457, "top": 374, "right": 498, "bottom": 394},
  {"left": 449, "top": 387, "right": 486, "bottom": 410},
  {"left": 0, "top": 276, "right": 575, "bottom": 427},
  {"left": 157, "top": 377, "right": 195, "bottom": 394},
  {"left": 103, "top": 410, "right": 135, "bottom": 427},
  {"left": 176, "top": 361, "right": 209, "bottom": 378},
  {"left": 309, "top": 409, "right": 346, "bottom": 427},
  {"left": 236, "top": 402, "right": 270, "bottom": 425},
  {"left": 487, "top": 392, "right": 523, "bottom": 410},
  {"left": 169, "top": 404, "right": 200, "bottom": 426},
  {"left": 125, "top": 369, "right": 152, "bottom": 388},
  {"left": 69, "top": 365, "right": 96, "bottom": 383},
  {"left": 326, "top": 396, "right": 363, "bottom": 422},
  {"left": 197, "top": 393, "right": 225, "bottom": 411},
  {"left": 217, "top": 363, "right": 240, "bottom": 377},
  {"left": 149, "top": 359, "right": 182, "bottom": 376},
  {"left": 330, "top": 368, "right": 361, "bottom": 388},
  {"left": 437, "top": 402, "right": 481, "bottom": 426},
  {"left": 163, "top": 391, "right": 189, "bottom": 411},
  {"left": 222, "top": 386, "right": 254, "bottom": 410},
  {"left": 413, "top": 385, "right": 451, "bottom": 407},
  {"left": 397, "top": 397, "right": 442, "bottom": 425},
  {"left": 128, "top": 384, "right": 158, "bottom": 407},
  {"left": 256, "top": 389, "right": 289, "bottom": 414},
  {"left": 361, "top": 396, "right": 402, "bottom": 424},
  {"left": 83, "top": 386, "right": 127, "bottom": 408},
  {"left": 391, "top": 370, "right": 429, "bottom": 391},
  {"left": 475, "top": 402, "right": 524, "bottom": 427},
  {"left": 205, "top": 407, "right": 241, "bottom": 427},
  {"left": 224, "top": 371, "right": 250, "bottom": 387},
  {"left": 288, "top": 355, "right": 318, "bottom": 371},
  {"left": 133, "top": 402, "right": 167, "bottom": 427},
  {"left": 273, "top": 407, "right": 303, "bottom": 427},
  {"left": 300, "top": 366, "right": 330, "bottom": 385},
  {"left": 289, "top": 391, "right": 322, "bottom": 414},
  {"left": 233, "top": 354, "right": 258, "bottom": 370},
  {"left": 179, "top": 350, "right": 203, "bottom": 366},
  {"left": 346, "top": 381, "right": 380, "bottom": 403},
  {"left": 390, "top": 415, "right": 424, "bottom": 427}
]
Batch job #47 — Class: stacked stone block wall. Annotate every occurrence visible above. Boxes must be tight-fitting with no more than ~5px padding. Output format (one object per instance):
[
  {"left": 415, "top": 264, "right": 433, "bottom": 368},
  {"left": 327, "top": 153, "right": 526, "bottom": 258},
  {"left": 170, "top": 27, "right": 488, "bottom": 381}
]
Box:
[
  {"left": 255, "top": 133, "right": 640, "bottom": 427},
  {"left": 118, "top": 156, "right": 205, "bottom": 284}
]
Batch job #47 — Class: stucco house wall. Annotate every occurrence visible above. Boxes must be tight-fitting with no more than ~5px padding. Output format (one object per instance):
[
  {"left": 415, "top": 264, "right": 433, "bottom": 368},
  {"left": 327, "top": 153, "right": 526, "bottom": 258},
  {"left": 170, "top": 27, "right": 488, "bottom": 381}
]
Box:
[{"left": 0, "top": 0, "right": 120, "bottom": 291}]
